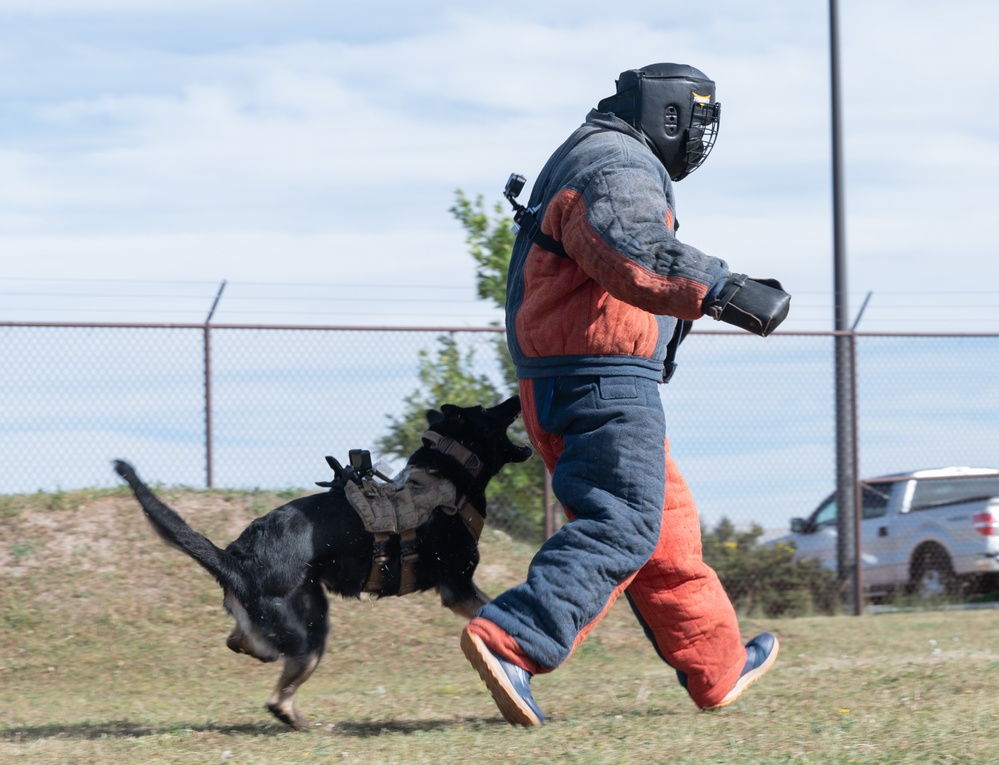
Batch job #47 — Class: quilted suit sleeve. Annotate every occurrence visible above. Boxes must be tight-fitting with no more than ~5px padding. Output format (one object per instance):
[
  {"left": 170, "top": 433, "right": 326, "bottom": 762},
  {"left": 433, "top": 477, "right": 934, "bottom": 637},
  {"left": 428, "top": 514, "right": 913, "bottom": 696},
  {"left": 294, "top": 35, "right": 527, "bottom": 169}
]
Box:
[{"left": 544, "top": 141, "right": 730, "bottom": 321}]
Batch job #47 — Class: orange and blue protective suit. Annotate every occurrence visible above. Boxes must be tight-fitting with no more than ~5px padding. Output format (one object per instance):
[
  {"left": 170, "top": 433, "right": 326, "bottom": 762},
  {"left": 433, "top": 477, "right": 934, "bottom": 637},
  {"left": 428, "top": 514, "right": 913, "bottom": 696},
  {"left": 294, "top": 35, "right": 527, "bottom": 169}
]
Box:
[{"left": 465, "top": 110, "right": 749, "bottom": 708}]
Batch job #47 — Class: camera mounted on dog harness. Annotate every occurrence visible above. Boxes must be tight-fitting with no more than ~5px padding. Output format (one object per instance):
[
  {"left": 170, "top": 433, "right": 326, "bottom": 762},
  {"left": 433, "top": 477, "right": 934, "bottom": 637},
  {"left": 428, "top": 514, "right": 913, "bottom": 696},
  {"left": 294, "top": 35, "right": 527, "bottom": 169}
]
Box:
[{"left": 316, "top": 449, "right": 389, "bottom": 489}]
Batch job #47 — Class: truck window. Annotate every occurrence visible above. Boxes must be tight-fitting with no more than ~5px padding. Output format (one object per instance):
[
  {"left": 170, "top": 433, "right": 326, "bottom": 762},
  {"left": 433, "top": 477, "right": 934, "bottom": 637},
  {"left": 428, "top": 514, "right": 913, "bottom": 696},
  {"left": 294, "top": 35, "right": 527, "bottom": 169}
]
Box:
[
  {"left": 910, "top": 475, "right": 999, "bottom": 511},
  {"left": 810, "top": 496, "right": 837, "bottom": 529},
  {"left": 861, "top": 482, "right": 892, "bottom": 519},
  {"left": 808, "top": 482, "right": 893, "bottom": 528}
]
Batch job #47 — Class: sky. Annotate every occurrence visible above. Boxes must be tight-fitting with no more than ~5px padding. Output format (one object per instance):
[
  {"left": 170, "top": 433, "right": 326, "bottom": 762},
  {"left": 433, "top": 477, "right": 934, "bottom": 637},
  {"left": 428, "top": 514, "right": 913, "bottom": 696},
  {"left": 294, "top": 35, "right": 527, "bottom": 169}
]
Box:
[
  {"left": 2, "top": 0, "right": 998, "bottom": 331},
  {"left": 1, "top": 1, "right": 998, "bottom": 532}
]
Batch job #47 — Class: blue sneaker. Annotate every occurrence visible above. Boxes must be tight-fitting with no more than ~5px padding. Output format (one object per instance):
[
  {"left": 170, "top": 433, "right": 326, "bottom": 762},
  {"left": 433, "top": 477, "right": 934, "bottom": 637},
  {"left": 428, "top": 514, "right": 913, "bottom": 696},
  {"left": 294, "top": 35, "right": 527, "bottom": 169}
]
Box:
[
  {"left": 704, "top": 632, "right": 780, "bottom": 710},
  {"left": 460, "top": 627, "right": 546, "bottom": 727}
]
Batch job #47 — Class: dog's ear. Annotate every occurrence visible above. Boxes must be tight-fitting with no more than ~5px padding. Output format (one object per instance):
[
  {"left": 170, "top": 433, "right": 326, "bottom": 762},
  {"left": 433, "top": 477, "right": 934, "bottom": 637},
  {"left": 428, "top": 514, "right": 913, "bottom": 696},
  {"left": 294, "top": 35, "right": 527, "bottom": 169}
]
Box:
[
  {"left": 440, "top": 404, "right": 463, "bottom": 420},
  {"left": 425, "top": 408, "right": 444, "bottom": 427}
]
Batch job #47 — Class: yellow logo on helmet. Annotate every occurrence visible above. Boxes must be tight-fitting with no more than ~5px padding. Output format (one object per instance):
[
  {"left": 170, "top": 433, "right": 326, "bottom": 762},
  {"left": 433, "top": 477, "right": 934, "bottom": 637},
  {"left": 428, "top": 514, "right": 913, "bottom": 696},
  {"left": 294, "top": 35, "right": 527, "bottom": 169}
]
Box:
[{"left": 692, "top": 92, "right": 712, "bottom": 105}]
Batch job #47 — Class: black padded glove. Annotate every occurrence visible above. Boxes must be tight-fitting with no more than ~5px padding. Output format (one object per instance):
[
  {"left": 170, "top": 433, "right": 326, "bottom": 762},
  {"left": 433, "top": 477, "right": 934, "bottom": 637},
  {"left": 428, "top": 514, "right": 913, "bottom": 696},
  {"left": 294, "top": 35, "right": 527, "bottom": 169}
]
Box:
[{"left": 703, "top": 274, "right": 790, "bottom": 337}]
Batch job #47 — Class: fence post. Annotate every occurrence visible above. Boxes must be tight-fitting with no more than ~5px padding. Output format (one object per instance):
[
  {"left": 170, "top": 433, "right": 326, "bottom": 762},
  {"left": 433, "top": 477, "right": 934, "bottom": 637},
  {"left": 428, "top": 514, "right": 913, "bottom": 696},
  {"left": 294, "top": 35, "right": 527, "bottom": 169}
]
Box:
[
  {"left": 204, "top": 325, "right": 213, "bottom": 488},
  {"left": 203, "top": 281, "right": 227, "bottom": 488}
]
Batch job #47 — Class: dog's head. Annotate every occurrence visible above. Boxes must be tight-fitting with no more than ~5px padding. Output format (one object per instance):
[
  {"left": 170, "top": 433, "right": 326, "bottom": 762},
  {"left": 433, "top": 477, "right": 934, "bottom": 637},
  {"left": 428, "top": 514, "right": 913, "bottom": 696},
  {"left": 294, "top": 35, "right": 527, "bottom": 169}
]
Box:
[{"left": 423, "top": 396, "right": 532, "bottom": 477}]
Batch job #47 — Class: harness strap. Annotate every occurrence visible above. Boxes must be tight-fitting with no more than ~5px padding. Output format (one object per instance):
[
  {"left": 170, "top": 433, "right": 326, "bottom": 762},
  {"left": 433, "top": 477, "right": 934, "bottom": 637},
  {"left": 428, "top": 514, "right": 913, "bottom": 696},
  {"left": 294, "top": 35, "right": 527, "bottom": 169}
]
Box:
[
  {"left": 518, "top": 212, "right": 570, "bottom": 259},
  {"left": 422, "top": 428, "right": 487, "bottom": 540},
  {"left": 458, "top": 501, "right": 485, "bottom": 542},
  {"left": 364, "top": 532, "right": 392, "bottom": 594},
  {"left": 363, "top": 505, "right": 484, "bottom": 596},
  {"left": 397, "top": 528, "right": 420, "bottom": 595},
  {"left": 421, "top": 430, "right": 483, "bottom": 478},
  {"left": 513, "top": 126, "right": 615, "bottom": 261}
]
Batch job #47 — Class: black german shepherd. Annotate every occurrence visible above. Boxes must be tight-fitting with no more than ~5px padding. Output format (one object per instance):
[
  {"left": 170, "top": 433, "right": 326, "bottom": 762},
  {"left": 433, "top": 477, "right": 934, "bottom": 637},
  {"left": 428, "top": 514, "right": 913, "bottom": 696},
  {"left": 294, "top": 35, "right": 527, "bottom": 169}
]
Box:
[{"left": 113, "top": 396, "right": 531, "bottom": 729}]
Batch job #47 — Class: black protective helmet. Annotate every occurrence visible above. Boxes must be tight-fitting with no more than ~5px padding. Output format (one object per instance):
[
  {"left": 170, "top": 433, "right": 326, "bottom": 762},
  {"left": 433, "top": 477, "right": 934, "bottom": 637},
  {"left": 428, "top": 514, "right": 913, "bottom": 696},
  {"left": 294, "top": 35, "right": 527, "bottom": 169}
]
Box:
[{"left": 597, "top": 63, "right": 721, "bottom": 181}]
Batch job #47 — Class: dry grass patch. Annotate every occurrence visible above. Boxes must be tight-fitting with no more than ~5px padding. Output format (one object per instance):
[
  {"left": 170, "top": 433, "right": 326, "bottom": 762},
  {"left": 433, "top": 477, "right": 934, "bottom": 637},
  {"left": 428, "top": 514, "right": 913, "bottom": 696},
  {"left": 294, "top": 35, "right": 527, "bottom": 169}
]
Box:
[{"left": 2, "top": 487, "right": 998, "bottom": 764}]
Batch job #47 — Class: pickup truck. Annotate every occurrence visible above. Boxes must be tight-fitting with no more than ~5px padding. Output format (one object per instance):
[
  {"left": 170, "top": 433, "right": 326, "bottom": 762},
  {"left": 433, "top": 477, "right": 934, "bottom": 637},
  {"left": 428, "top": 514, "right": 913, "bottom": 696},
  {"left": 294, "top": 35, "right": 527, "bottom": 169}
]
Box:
[{"left": 776, "top": 467, "right": 999, "bottom": 599}]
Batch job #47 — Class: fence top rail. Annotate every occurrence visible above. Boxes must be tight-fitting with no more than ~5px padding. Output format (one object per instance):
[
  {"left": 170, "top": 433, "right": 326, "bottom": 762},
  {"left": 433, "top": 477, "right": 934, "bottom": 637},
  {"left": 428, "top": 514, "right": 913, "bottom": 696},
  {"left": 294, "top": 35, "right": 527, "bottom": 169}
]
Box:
[
  {"left": 3, "top": 321, "right": 999, "bottom": 339},
  {"left": 0, "top": 321, "right": 507, "bottom": 333}
]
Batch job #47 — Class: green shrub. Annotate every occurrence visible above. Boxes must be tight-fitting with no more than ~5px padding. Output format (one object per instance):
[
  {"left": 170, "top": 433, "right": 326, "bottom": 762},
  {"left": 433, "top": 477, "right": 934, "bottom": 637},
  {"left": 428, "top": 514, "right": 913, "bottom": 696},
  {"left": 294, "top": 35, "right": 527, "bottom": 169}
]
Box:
[{"left": 702, "top": 517, "right": 842, "bottom": 617}]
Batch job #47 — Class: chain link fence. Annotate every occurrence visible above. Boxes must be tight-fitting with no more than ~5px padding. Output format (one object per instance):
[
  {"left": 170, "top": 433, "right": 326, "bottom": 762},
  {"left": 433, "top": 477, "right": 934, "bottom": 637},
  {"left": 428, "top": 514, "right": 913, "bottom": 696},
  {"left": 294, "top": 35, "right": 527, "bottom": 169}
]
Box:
[{"left": 3, "top": 322, "right": 998, "bottom": 611}]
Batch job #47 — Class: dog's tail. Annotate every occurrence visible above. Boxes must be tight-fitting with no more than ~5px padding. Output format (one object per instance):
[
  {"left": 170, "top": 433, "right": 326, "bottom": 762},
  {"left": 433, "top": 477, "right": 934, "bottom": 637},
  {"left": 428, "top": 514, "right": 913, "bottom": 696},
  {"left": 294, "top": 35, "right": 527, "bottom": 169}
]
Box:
[{"left": 113, "top": 460, "right": 242, "bottom": 592}]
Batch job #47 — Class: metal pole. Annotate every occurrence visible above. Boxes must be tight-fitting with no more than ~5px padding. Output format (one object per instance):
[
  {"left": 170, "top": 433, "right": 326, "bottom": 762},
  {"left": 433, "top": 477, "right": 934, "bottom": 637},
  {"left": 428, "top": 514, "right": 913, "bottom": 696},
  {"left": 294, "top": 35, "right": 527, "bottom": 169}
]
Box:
[
  {"left": 829, "top": 0, "right": 861, "bottom": 615},
  {"left": 204, "top": 280, "right": 227, "bottom": 489},
  {"left": 848, "top": 296, "right": 872, "bottom": 611},
  {"left": 850, "top": 333, "right": 863, "bottom": 610},
  {"left": 204, "top": 324, "right": 214, "bottom": 488}
]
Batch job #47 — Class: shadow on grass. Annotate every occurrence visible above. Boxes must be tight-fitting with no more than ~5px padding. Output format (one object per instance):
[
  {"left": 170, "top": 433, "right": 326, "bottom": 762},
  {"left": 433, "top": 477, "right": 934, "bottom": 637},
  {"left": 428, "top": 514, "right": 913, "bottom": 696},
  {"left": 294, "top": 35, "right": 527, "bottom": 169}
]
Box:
[
  {"left": 330, "top": 715, "right": 499, "bottom": 737},
  {"left": 330, "top": 706, "right": 682, "bottom": 736},
  {"left": 1, "top": 720, "right": 287, "bottom": 741},
  {"left": 3, "top": 707, "right": 682, "bottom": 742},
  {"left": 1, "top": 717, "right": 493, "bottom": 741}
]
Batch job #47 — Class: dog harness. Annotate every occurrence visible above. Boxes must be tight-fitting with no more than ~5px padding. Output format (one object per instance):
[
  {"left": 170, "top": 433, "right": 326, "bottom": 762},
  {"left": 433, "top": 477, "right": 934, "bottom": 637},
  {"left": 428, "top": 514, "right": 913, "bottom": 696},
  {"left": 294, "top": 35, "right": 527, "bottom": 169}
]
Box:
[
  {"left": 419, "top": 430, "right": 488, "bottom": 542},
  {"left": 322, "top": 430, "right": 489, "bottom": 596}
]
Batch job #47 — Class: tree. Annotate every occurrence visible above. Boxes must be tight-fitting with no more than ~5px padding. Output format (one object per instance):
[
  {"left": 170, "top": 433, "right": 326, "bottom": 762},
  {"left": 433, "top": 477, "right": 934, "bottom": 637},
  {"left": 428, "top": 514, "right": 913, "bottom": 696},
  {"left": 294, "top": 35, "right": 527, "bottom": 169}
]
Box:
[
  {"left": 701, "top": 518, "right": 842, "bottom": 617},
  {"left": 448, "top": 189, "right": 519, "bottom": 389},
  {"left": 375, "top": 190, "right": 545, "bottom": 540}
]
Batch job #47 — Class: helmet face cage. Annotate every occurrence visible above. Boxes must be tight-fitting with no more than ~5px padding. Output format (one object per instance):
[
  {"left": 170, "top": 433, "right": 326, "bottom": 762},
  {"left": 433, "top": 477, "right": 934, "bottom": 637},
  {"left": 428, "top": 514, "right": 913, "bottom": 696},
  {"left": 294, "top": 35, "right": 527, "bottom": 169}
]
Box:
[{"left": 679, "top": 99, "right": 721, "bottom": 181}]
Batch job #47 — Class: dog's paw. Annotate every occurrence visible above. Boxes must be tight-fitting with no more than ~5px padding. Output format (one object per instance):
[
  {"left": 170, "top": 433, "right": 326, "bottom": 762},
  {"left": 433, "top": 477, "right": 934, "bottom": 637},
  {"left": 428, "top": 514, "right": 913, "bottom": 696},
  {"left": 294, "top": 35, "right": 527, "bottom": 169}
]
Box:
[{"left": 267, "top": 701, "right": 311, "bottom": 731}]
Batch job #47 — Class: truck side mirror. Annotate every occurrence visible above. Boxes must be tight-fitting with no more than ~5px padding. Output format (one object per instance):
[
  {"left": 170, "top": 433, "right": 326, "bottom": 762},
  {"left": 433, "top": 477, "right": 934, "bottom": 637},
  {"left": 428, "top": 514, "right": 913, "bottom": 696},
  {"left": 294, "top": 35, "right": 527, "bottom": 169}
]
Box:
[{"left": 790, "top": 517, "right": 807, "bottom": 534}]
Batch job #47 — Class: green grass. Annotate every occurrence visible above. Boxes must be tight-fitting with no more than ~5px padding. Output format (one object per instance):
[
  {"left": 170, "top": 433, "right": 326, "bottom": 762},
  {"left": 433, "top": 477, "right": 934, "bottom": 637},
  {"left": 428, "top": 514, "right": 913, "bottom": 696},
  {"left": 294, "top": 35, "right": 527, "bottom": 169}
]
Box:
[{"left": 2, "top": 488, "right": 998, "bottom": 764}]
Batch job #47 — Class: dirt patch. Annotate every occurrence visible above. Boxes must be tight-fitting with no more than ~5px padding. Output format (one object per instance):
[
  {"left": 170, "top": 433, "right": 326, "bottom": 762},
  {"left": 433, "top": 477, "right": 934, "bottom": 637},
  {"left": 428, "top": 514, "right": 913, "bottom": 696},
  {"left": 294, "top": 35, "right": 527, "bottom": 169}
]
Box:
[{"left": 0, "top": 491, "right": 264, "bottom": 577}]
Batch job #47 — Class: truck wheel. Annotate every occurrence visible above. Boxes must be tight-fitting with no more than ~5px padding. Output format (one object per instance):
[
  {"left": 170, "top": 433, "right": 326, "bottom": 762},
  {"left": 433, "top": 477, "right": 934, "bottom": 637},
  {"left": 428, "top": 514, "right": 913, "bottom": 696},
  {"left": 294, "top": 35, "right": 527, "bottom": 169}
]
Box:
[
  {"left": 981, "top": 573, "right": 999, "bottom": 597},
  {"left": 909, "top": 548, "right": 958, "bottom": 601}
]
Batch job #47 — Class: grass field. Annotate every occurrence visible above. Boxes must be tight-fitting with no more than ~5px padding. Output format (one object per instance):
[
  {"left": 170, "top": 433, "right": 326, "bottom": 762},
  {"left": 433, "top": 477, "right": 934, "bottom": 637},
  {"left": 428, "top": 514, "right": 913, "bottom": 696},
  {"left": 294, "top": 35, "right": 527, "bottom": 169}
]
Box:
[{"left": 2, "top": 486, "right": 998, "bottom": 764}]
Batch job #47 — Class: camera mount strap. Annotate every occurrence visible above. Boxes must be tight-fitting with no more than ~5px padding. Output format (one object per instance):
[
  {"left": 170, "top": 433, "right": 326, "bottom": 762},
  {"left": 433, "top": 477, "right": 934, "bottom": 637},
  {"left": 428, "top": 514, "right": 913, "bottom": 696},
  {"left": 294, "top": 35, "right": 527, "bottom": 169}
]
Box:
[
  {"left": 505, "top": 127, "right": 615, "bottom": 260},
  {"left": 516, "top": 210, "right": 570, "bottom": 259}
]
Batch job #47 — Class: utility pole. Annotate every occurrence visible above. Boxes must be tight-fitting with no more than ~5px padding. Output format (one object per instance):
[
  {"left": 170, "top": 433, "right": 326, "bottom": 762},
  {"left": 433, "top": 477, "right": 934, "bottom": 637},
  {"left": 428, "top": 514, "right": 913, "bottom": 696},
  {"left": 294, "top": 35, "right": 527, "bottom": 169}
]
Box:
[{"left": 829, "top": 0, "right": 862, "bottom": 615}]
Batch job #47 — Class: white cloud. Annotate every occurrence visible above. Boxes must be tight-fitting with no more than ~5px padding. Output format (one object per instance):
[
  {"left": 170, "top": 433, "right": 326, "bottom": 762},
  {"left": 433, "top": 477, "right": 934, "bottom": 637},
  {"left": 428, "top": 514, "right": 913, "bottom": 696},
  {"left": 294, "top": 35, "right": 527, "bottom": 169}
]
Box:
[
  {"left": 0, "top": 0, "right": 311, "bottom": 14},
  {"left": 0, "top": 0, "right": 997, "bottom": 333}
]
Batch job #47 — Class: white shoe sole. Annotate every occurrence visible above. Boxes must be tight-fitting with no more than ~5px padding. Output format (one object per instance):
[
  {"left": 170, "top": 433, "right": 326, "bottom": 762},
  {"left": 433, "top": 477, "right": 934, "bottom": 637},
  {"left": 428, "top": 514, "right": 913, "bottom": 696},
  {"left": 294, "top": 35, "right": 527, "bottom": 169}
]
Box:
[
  {"left": 705, "top": 635, "right": 780, "bottom": 710},
  {"left": 460, "top": 629, "right": 544, "bottom": 727}
]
